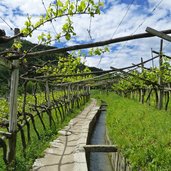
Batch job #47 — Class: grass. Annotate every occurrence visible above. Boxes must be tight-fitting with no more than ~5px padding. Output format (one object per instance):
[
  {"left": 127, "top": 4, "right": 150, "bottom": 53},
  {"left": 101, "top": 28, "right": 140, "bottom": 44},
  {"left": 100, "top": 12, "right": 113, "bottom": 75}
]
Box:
[
  {"left": 126, "top": 90, "right": 171, "bottom": 112},
  {"left": 92, "top": 90, "right": 171, "bottom": 171},
  {"left": 0, "top": 99, "right": 90, "bottom": 171}
]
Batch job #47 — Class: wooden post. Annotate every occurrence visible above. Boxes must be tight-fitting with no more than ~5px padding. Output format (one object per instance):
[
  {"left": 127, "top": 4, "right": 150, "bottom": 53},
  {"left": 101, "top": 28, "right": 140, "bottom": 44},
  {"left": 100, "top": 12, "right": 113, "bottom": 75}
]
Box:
[
  {"left": 140, "top": 58, "right": 145, "bottom": 104},
  {"left": 67, "top": 84, "right": 71, "bottom": 101},
  {"left": 7, "top": 28, "right": 20, "bottom": 165},
  {"left": 88, "top": 85, "right": 90, "bottom": 94},
  {"left": 67, "top": 84, "right": 71, "bottom": 111},
  {"left": 158, "top": 39, "right": 163, "bottom": 110},
  {"left": 151, "top": 48, "right": 155, "bottom": 68},
  {"left": 46, "top": 80, "right": 50, "bottom": 107}
]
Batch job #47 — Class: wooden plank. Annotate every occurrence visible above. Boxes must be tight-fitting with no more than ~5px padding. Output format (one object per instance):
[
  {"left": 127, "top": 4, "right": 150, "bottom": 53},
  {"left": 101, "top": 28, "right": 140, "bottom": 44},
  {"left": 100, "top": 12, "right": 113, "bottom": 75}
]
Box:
[
  {"left": 98, "top": 109, "right": 106, "bottom": 111},
  {"left": 84, "top": 145, "right": 117, "bottom": 152},
  {"left": 146, "top": 27, "right": 171, "bottom": 42}
]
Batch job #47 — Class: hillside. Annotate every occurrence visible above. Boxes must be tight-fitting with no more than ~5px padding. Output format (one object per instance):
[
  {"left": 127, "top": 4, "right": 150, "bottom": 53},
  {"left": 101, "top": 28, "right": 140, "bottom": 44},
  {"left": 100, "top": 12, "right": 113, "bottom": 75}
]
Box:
[{"left": 0, "top": 40, "right": 103, "bottom": 96}]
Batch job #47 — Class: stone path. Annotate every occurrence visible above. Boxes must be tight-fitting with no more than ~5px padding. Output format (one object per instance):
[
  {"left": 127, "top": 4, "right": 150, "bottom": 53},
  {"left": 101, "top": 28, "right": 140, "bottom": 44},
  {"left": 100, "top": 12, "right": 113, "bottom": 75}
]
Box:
[{"left": 32, "top": 99, "right": 99, "bottom": 171}]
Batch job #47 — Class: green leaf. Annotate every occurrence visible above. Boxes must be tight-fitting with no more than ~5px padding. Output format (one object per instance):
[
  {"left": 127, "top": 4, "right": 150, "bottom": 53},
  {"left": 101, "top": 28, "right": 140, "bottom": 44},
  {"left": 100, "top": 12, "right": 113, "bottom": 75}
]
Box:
[
  {"left": 78, "top": 1, "right": 86, "bottom": 12},
  {"left": 57, "top": 0, "right": 63, "bottom": 7},
  {"left": 12, "top": 40, "right": 22, "bottom": 50},
  {"left": 62, "top": 23, "right": 69, "bottom": 32},
  {"left": 65, "top": 33, "right": 71, "bottom": 40},
  {"left": 80, "top": 1, "right": 86, "bottom": 10},
  {"left": 55, "top": 33, "right": 61, "bottom": 40}
]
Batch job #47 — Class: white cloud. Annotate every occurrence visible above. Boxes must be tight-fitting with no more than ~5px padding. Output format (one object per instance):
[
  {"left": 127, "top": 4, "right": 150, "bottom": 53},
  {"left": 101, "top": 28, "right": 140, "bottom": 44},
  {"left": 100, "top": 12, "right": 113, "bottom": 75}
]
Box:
[
  {"left": 1, "top": 0, "right": 47, "bottom": 15},
  {"left": 0, "top": 0, "right": 171, "bottom": 70}
]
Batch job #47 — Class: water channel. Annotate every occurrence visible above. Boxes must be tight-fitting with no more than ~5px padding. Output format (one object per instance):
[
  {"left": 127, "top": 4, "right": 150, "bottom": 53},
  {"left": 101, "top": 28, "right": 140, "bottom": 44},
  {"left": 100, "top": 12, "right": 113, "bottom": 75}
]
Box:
[{"left": 89, "top": 107, "right": 113, "bottom": 171}]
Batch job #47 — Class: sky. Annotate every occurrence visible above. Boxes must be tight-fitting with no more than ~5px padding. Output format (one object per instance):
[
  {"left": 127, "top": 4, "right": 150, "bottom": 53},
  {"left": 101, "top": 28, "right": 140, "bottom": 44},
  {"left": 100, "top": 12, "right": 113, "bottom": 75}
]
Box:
[{"left": 0, "top": 0, "right": 171, "bottom": 70}]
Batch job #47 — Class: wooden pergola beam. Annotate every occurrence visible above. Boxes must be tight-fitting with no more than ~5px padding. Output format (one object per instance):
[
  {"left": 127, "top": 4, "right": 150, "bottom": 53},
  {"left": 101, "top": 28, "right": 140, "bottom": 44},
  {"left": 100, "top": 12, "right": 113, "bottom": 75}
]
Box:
[
  {"left": 152, "top": 50, "right": 171, "bottom": 59},
  {"left": 4, "top": 28, "right": 171, "bottom": 60},
  {"left": 146, "top": 27, "right": 171, "bottom": 42}
]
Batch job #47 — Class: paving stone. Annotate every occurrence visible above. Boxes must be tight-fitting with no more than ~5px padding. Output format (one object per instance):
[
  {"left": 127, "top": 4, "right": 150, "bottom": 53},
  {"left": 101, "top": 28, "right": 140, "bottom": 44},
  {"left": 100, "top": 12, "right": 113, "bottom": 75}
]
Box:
[
  {"left": 32, "top": 99, "right": 99, "bottom": 171},
  {"left": 58, "top": 130, "right": 72, "bottom": 136}
]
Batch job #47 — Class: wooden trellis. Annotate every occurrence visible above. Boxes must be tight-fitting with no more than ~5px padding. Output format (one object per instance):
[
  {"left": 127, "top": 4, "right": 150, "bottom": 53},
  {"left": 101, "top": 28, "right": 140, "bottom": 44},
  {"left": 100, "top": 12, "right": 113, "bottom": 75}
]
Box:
[
  {"left": 1, "top": 26, "right": 171, "bottom": 168},
  {"left": 0, "top": 78, "right": 91, "bottom": 166}
]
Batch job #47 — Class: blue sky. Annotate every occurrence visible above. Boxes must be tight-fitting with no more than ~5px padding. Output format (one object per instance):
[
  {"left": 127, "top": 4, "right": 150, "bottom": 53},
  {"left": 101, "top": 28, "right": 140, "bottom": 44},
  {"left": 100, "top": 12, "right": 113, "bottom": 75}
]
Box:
[
  {"left": 0, "top": 0, "right": 171, "bottom": 69},
  {"left": 120, "top": 0, "right": 148, "bottom": 5}
]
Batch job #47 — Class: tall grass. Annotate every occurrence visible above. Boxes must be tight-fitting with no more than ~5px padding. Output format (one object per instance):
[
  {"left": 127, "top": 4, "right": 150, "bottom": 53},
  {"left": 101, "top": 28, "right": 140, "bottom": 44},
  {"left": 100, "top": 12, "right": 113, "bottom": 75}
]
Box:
[{"left": 92, "top": 90, "right": 171, "bottom": 170}]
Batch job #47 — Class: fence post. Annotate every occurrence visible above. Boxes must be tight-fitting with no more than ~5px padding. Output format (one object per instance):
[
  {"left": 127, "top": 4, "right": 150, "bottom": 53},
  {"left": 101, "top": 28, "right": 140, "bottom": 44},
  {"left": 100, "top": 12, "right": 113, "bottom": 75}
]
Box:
[
  {"left": 46, "top": 80, "right": 50, "bottom": 107},
  {"left": 158, "top": 39, "right": 163, "bottom": 110},
  {"left": 7, "top": 28, "right": 20, "bottom": 165},
  {"left": 68, "top": 84, "right": 71, "bottom": 101},
  {"left": 140, "top": 58, "right": 145, "bottom": 104}
]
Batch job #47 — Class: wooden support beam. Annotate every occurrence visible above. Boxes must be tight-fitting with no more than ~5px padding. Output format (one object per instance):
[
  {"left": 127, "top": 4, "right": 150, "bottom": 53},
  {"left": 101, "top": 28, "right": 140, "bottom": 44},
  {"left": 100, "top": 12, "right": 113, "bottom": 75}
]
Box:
[
  {"left": 152, "top": 50, "right": 171, "bottom": 59},
  {"left": 84, "top": 145, "right": 118, "bottom": 152},
  {"left": 5, "top": 28, "right": 171, "bottom": 60},
  {"left": 146, "top": 27, "right": 171, "bottom": 42},
  {"left": 21, "top": 55, "right": 159, "bottom": 83}
]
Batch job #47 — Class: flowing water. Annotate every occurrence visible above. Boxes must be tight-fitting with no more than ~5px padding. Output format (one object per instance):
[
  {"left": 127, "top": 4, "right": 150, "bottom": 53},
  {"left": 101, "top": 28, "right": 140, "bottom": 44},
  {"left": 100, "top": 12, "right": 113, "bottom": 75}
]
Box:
[{"left": 89, "top": 108, "right": 113, "bottom": 171}]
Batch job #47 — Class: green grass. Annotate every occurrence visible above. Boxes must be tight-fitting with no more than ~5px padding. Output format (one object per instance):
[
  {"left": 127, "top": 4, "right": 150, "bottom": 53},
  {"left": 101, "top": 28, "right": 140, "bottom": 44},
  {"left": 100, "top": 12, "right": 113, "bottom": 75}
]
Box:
[
  {"left": 92, "top": 90, "right": 171, "bottom": 171},
  {"left": 0, "top": 99, "right": 90, "bottom": 171},
  {"left": 125, "top": 90, "right": 171, "bottom": 112}
]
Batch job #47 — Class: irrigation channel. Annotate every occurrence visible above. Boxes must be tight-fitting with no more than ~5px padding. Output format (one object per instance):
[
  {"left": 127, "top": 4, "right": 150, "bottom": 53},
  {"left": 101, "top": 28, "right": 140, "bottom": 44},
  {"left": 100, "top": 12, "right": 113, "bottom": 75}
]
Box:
[{"left": 88, "top": 104, "right": 113, "bottom": 171}]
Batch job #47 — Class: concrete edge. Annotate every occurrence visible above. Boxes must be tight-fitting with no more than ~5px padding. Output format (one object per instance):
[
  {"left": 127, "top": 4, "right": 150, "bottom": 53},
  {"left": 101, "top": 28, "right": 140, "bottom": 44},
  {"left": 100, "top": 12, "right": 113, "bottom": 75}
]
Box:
[{"left": 73, "top": 104, "right": 100, "bottom": 171}]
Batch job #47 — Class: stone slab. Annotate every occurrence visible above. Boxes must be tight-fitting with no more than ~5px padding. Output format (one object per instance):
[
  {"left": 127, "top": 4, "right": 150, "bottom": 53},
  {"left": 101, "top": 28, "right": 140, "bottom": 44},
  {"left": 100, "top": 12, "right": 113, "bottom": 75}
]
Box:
[{"left": 31, "top": 99, "right": 99, "bottom": 171}]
